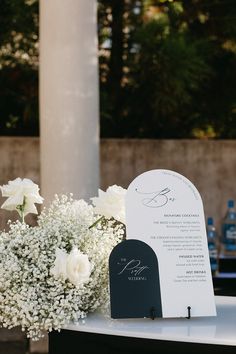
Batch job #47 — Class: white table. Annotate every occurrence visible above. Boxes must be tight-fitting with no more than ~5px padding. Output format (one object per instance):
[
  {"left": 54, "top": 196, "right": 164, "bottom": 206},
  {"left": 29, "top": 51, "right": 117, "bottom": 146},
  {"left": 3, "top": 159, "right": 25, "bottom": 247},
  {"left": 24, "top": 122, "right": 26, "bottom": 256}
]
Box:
[{"left": 49, "top": 296, "right": 236, "bottom": 354}]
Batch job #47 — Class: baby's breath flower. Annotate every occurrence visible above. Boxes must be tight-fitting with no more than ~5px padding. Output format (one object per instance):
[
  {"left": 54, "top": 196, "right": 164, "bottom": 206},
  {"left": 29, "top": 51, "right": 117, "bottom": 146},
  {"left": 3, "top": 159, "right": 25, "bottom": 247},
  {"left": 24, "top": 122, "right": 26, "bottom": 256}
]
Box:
[{"left": 0, "top": 195, "right": 124, "bottom": 340}]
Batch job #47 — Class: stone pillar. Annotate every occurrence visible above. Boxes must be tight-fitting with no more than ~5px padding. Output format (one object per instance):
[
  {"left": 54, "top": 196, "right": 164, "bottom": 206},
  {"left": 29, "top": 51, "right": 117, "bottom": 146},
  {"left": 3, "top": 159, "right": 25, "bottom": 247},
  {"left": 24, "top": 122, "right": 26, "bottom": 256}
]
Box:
[{"left": 40, "top": 0, "right": 99, "bottom": 203}]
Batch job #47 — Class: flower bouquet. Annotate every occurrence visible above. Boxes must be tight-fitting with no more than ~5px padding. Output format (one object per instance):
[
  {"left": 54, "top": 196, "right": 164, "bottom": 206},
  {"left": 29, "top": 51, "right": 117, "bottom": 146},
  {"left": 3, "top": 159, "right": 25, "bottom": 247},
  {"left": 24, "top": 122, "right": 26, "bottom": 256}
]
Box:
[{"left": 0, "top": 179, "right": 126, "bottom": 340}]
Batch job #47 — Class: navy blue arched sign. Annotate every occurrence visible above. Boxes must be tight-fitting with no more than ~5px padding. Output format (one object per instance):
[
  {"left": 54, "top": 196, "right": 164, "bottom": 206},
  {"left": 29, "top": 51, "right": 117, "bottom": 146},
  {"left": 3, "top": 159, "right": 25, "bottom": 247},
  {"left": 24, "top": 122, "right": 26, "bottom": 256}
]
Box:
[{"left": 109, "top": 239, "right": 162, "bottom": 319}]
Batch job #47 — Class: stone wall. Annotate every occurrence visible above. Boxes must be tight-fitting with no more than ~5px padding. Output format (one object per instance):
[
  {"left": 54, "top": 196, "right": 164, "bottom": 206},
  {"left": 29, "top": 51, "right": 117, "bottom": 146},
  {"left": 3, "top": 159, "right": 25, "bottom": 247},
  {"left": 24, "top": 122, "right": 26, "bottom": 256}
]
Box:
[{"left": 0, "top": 137, "right": 236, "bottom": 231}]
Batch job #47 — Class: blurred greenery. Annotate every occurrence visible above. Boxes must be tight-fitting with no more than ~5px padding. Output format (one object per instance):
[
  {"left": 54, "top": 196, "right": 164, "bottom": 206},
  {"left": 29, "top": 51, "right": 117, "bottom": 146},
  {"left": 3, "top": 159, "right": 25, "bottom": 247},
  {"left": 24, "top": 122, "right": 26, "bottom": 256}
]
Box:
[
  {"left": 0, "top": 0, "right": 39, "bottom": 135},
  {"left": 1, "top": 0, "right": 236, "bottom": 138}
]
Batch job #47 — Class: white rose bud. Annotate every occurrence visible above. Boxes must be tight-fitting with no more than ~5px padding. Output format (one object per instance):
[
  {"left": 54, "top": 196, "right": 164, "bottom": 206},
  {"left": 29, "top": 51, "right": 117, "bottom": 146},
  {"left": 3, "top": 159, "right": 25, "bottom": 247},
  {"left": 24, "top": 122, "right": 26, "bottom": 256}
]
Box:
[
  {"left": 66, "top": 248, "right": 91, "bottom": 287},
  {"left": 91, "top": 185, "right": 126, "bottom": 224},
  {"left": 50, "top": 248, "right": 67, "bottom": 281}
]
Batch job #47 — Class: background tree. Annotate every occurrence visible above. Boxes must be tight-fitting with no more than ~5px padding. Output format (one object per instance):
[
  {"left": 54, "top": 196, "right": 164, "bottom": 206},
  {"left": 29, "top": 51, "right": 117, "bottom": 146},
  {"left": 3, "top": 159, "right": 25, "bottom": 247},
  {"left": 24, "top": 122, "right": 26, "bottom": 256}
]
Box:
[
  {"left": 1, "top": 0, "right": 236, "bottom": 138},
  {"left": 0, "top": 0, "right": 39, "bottom": 136},
  {"left": 99, "top": 0, "right": 236, "bottom": 138}
]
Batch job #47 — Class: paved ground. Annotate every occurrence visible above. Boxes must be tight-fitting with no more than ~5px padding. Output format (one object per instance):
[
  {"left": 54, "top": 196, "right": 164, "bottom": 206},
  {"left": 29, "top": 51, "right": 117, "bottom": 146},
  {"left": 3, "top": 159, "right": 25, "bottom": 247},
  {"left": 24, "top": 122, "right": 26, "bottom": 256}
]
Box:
[
  {"left": 0, "top": 328, "right": 48, "bottom": 354},
  {"left": 0, "top": 328, "right": 28, "bottom": 354}
]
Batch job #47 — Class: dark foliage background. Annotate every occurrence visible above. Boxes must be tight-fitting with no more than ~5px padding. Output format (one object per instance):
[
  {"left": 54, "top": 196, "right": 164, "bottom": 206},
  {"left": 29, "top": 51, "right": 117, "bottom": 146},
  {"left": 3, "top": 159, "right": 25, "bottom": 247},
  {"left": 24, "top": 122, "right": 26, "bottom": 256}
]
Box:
[{"left": 0, "top": 0, "right": 236, "bottom": 138}]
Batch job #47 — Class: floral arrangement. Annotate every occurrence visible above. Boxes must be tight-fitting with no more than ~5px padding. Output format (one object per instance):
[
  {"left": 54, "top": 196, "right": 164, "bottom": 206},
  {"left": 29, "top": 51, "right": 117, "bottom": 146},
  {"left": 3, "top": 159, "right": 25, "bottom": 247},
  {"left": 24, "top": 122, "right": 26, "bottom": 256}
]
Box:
[{"left": 0, "top": 179, "right": 126, "bottom": 340}]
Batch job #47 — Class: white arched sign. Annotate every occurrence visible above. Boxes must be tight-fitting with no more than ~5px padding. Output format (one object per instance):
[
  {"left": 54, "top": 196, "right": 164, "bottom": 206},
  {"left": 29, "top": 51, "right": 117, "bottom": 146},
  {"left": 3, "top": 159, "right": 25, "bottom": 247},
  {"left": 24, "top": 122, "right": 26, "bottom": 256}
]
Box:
[{"left": 126, "top": 169, "right": 216, "bottom": 318}]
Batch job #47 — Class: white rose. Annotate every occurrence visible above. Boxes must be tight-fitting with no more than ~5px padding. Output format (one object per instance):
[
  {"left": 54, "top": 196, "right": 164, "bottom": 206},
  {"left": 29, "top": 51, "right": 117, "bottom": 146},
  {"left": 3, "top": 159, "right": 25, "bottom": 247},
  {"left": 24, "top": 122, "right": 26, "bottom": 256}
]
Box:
[
  {"left": 50, "top": 248, "right": 68, "bottom": 281},
  {"left": 91, "top": 185, "right": 126, "bottom": 224},
  {"left": 0, "top": 177, "right": 44, "bottom": 216},
  {"left": 66, "top": 248, "right": 91, "bottom": 287}
]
